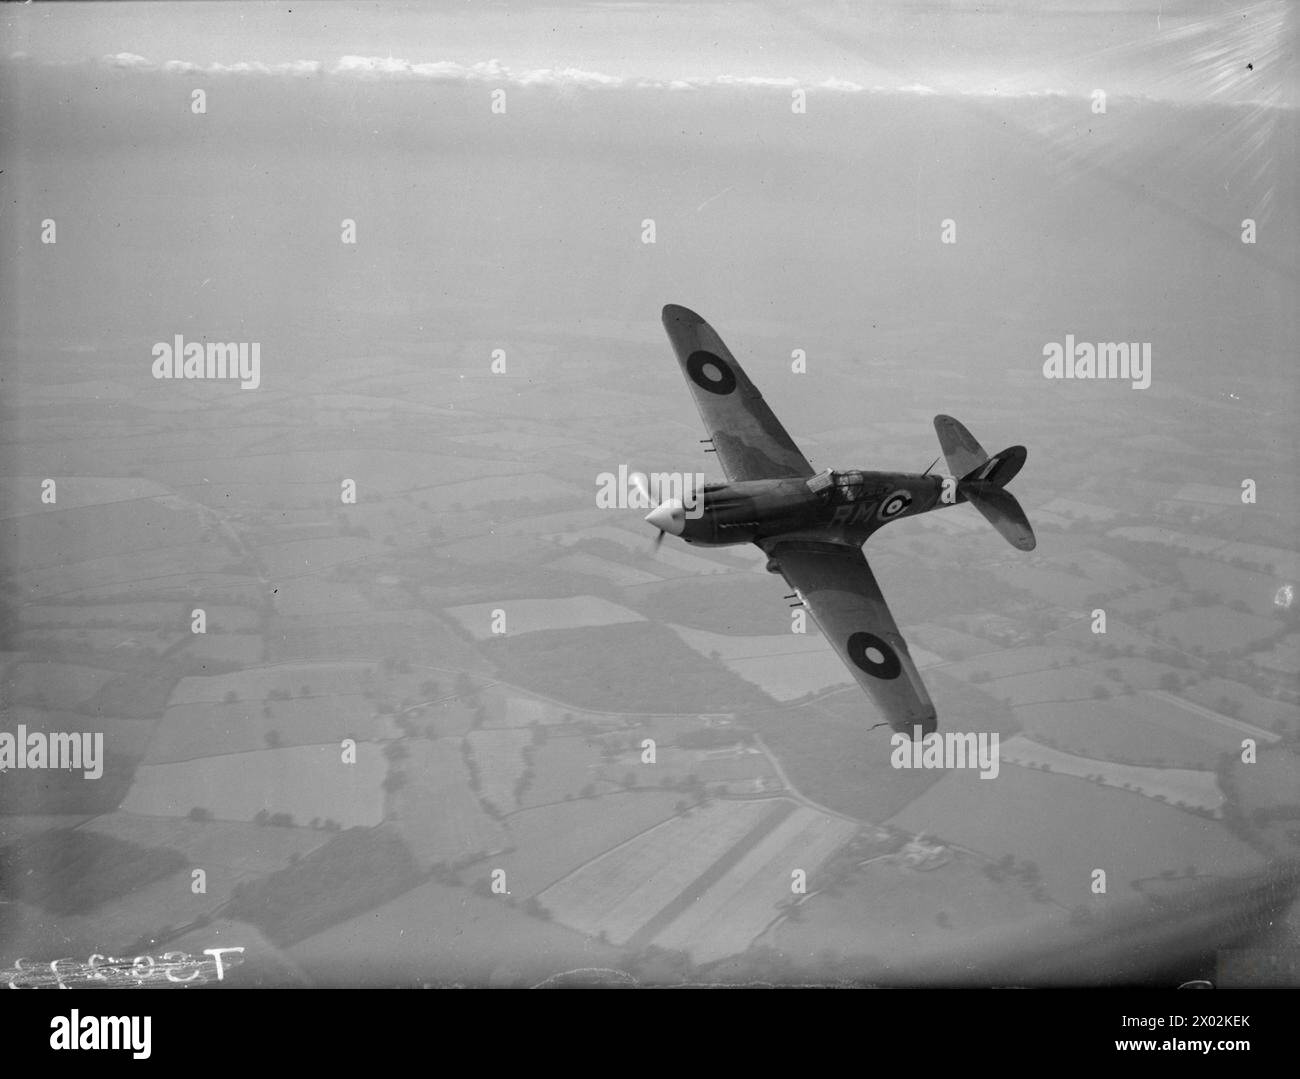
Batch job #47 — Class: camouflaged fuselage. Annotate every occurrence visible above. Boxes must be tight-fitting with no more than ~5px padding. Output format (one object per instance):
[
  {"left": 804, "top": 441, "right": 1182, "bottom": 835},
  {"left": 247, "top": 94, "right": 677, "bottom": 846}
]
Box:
[{"left": 679, "top": 470, "right": 962, "bottom": 548}]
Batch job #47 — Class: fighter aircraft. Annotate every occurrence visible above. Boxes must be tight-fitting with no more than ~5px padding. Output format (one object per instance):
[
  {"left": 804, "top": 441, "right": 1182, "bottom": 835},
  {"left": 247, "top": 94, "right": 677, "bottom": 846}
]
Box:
[{"left": 638, "top": 304, "right": 1037, "bottom": 738}]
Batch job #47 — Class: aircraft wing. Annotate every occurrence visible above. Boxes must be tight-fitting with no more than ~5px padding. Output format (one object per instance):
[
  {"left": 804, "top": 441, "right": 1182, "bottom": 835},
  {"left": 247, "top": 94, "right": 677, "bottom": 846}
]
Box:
[
  {"left": 767, "top": 541, "right": 937, "bottom": 737},
  {"left": 662, "top": 304, "right": 815, "bottom": 482}
]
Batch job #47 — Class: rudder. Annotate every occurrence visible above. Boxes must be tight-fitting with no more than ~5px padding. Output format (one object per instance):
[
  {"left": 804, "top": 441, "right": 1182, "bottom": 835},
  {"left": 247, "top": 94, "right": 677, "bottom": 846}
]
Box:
[{"left": 934, "top": 415, "right": 987, "bottom": 478}]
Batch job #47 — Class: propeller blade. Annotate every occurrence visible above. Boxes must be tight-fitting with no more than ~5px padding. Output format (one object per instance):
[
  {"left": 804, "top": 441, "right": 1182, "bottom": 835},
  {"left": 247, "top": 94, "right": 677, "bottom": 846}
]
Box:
[{"left": 629, "top": 471, "right": 654, "bottom": 509}]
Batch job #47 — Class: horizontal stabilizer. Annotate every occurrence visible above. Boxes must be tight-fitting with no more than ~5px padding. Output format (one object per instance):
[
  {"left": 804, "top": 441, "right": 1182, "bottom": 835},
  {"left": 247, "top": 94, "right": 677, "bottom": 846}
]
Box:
[{"left": 960, "top": 480, "right": 1037, "bottom": 551}]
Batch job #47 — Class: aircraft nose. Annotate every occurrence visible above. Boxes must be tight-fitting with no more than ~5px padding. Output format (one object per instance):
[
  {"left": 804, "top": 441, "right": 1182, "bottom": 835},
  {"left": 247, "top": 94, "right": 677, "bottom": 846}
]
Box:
[{"left": 645, "top": 499, "right": 686, "bottom": 536}]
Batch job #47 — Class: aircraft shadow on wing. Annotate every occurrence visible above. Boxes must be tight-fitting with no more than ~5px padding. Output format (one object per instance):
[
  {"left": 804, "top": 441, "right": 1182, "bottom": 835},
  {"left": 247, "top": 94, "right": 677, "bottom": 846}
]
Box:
[{"left": 638, "top": 303, "right": 1037, "bottom": 741}]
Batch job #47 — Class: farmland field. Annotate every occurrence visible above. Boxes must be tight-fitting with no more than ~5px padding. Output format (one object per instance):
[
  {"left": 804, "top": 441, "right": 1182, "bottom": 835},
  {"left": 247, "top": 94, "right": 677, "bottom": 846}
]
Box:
[
  {"left": 670, "top": 623, "right": 854, "bottom": 700},
  {"left": 482, "top": 689, "right": 575, "bottom": 729},
  {"left": 888, "top": 766, "right": 1264, "bottom": 907},
  {"left": 2, "top": 497, "right": 205, "bottom": 568},
  {"left": 121, "top": 744, "right": 387, "bottom": 826},
  {"left": 269, "top": 580, "right": 370, "bottom": 617},
  {"left": 550, "top": 552, "right": 663, "bottom": 587},
  {"left": 4, "top": 662, "right": 122, "bottom": 710},
  {"left": 1183, "top": 677, "right": 1297, "bottom": 734},
  {"left": 1149, "top": 606, "right": 1284, "bottom": 654},
  {"left": 393, "top": 740, "right": 509, "bottom": 866},
  {"left": 651, "top": 804, "right": 857, "bottom": 964},
  {"left": 977, "top": 666, "right": 1126, "bottom": 707},
  {"left": 943, "top": 644, "right": 1090, "bottom": 682},
  {"left": 444, "top": 595, "right": 645, "bottom": 639},
  {"left": 1014, "top": 697, "right": 1234, "bottom": 769},
  {"left": 498, "top": 791, "right": 683, "bottom": 897},
  {"left": 145, "top": 694, "right": 385, "bottom": 763},
  {"left": 518, "top": 737, "right": 603, "bottom": 807},
  {"left": 466, "top": 729, "right": 534, "bottom": 815},
  {"left": 0, "top": 476, "right": 169, "bottom": 517},
  {"left": 986, "top": 564, "right": 1105, "bottom": 609},
  {"left": 17, "top": 544, "right": 240, "bottom": 599},
  {"left": 287, "top": 876, "right": 620, "bottom": 986},
  {"left": 538, "top": 799, "right": 777, "bottom": 944},
  {"left": 770, "top": 850, "right": 1050, "bottom": 976},
  {"left": 18, "top": 602, "right": 261, "bottom": 631},
  {"left": 999, "top": 735, "right": 1223, "bottom": 813},
  {"left": 178, "top": 633, "right": 264, "bottom": 666},
  {"left": 907, "top": 623, "right": 999, "bottom": 660},
  {"left": 167, "top": 662, "right": 372, "bottom": 706},
  {"left": 80, "top": 812, "right": 332, "bottom": 877}
]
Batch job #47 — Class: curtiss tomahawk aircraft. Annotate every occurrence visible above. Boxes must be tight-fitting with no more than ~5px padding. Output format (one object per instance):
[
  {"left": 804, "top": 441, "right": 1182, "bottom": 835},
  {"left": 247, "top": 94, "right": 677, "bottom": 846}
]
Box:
[{"left": 639, "top": 304, "right": 1036, "bottom": 739}]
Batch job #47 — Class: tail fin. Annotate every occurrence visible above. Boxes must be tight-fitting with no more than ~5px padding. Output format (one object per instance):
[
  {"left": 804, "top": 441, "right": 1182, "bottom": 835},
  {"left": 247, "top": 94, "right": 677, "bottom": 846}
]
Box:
[
  {"left": 935, "top": 415, "right": 1035, "bottom": 551},
  {"left": 934, "top": 415, "right": 987, "bottom": 477}
]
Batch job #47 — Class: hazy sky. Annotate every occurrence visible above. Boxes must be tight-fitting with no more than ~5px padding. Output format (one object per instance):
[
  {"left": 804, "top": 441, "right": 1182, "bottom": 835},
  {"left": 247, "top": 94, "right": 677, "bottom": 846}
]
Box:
[{"left": 3, "top": 1, "right": 1295, "bottom": 105}]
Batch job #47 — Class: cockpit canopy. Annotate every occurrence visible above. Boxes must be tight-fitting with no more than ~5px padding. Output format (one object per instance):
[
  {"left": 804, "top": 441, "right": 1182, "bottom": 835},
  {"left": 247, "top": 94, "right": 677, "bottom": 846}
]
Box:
[{"left": 807, "top": 468, "right": 877, "bottom": 503}]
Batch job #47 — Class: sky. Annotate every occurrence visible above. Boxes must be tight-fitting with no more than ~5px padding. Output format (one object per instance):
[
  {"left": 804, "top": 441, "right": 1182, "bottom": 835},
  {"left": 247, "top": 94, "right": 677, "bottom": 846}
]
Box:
[{"left": 2, "top": 1, "right": 1295, "bottom": 105}]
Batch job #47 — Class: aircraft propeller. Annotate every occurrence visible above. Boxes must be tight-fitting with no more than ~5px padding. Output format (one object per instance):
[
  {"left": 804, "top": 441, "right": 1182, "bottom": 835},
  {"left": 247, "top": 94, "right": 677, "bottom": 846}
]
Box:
[{"left": 631, "top": 471, "right": 685, "bottom": 550}]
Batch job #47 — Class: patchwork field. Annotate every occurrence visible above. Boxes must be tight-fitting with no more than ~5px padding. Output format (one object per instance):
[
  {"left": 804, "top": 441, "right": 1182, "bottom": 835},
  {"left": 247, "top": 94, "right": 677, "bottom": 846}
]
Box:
[
  {"left": 80, "top": 812, "right": 333, "bottom": 879},
  {"left": 1014, "top": 697, "right": 1237, "bottom": 769},
  {"left": 549, "top": 552, "right": 663, "bottom": 587},
  {"left": 537, "top": 799, "right": 776, "bottom": 944},
  {"left": 393, "top": 740, "right": 509, "bottom": 866},
  {"left": 986, "top": 564, "right": 1105, "bottom": 609},
  {"left": 977, "top": 666, "right": 1129, "bottom": 707},
  {"left": 466, "top": 729, "right": 534, "bottom": 815},
  {"left": 4, "top": 662, "right": 122, "bottom": 710},
  {"left": 518, "top": 737, "right": 604, "bottom": 807},
  {"left": 269, "top": 580, "right": 370, "bottom": 617},
  {"left": 497, "top": 791, "right": 684, "bottom": 897},
  {"left": 255, "top": 536, "right": 386, "bottom": 579},
  {"left": 287, "top": 876, "right": 619, "bottom": 986},
  {"left": 267, "top": 610, "right": 477, "bottom": 666},
  {"left": 121, "top": 744, "right": 387, "bottom": 826},
  {"left": 670, "top": 624, "right": 854, "bottom": 700},
  {"left": 1149, "top": 606, "right": 1284, "bottom": 654},
  {"left": 166, "top": 662, "right": 373, "bottom": 706},
  {"left": 1183, "top": 677, "right": 1297, "bottom": 735},
  {"left": 480, "top": 689, "right": 587, "bottom": 729},
  {"left": 650, "top": 804, "right": 857, "bottom": 964},
  {"left": 18, "top": 602, "right": 262, "bottom": 632},
  {"left": 888, "top": 767, "right": 1264, "bottom": 907},
  {"left": 445, "top": 595, "right": 645, "bottom": 639},
  {"left": 1175, "top": 557, "right": 1281, "bottom": 613},
  {"left": 1000, "top": 735, "right": 1223, "bottom": 813},
  {"left": 1252, "top": 632, "right": 1300, "bottom": 674},
  {"left": 423, "top": 472, "right": 582, "bottom": 509},
  {"left": 144, "top": 694, "right": 386, "bottom": 763},
  {"left": 2, "top": 497, "right": 206, "bottom": 568},
  {"left": 943, "top": 644, "right": 1090, "bottom": 682},
  {"left": 0, "top": 476, "right": 170, "bottom": 518},
  {"left": 178, "top": 633, "right": 264, "bottom": 666},
  {"left": 908, "top": 623, "right": 999, "bottom": 660},
  {"left": 770, "top": 850, "right": 1049, "bottom": 976},
  {"left": 2, "top": 865, "right": 223, "bottom": 958},
  {"left": 17, "top": 543, "right": 241, "bottom": 599}
]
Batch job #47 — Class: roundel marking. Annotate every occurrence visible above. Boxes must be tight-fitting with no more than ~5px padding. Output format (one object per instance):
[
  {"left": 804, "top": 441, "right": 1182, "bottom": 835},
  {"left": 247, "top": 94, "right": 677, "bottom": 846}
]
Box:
[
  {"left": 846, "top": 631, "right": 902, "bottom": 680},
  {"left": 686, "top": 350, "right": 738, "bottom": 395},
  {"left": 877, "top": 489, "right": 913, "bottom": 521}
]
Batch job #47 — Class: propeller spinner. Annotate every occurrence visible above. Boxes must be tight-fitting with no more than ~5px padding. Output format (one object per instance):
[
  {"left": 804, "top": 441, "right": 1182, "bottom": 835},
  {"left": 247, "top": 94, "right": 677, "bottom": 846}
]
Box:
[{"left": 631, "top": 471, "right": 686, "bottom": 549}]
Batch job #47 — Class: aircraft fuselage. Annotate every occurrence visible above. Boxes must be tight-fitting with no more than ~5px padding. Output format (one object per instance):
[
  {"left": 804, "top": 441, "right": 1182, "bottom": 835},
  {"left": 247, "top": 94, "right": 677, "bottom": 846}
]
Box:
[{"left": 676, "top": 469, "right": 964, "bottom": 548}]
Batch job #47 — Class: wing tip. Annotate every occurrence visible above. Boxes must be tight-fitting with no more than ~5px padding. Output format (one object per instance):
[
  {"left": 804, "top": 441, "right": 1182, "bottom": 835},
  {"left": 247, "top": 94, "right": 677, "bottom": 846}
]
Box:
[
  {"left": 662, "top": 303, "right": 704, "bottom": 328},
  {"left": 894, "top": 712, "right": 938, "bottom": 739}
]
